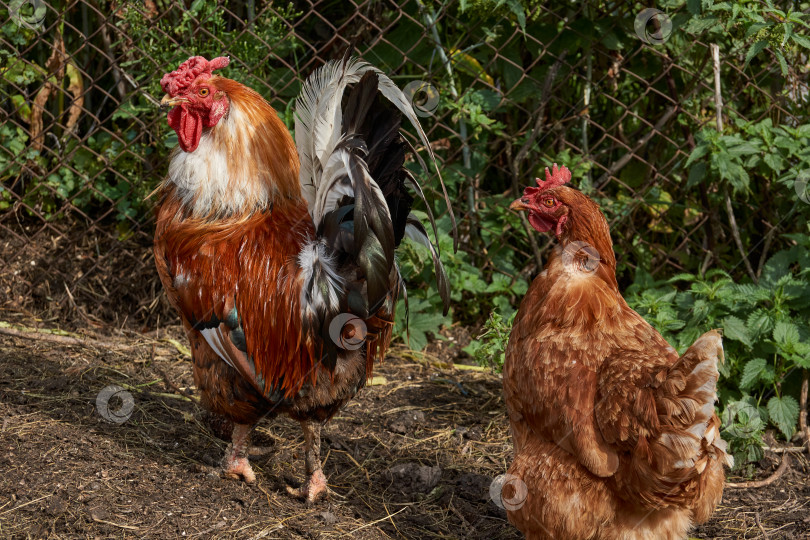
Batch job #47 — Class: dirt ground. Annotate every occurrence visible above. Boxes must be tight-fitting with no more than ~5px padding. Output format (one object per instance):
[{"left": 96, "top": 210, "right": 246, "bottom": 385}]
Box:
[{"left": 1, "top": 324, "right": 809, "bottom": 539}]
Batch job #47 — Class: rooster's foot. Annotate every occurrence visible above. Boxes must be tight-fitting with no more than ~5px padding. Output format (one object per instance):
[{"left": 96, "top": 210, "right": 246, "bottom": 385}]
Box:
[
  {"left": 286, "top": 469, "right": 328, "bottom": 504},
  {"left": 221, "top": 423, "right": 256, "bottom": 483},
  {"left": 222, "top": 454, "right": 256, "bottom": 483}
]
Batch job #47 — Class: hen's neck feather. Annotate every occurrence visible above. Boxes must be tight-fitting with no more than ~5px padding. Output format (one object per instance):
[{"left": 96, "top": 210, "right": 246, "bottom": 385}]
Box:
[
  {"left": 557, "top": 190, "right": 619, "bottom": 291},
  {"left": 165, "top": 77, "right": 300, "bottom": 218}
]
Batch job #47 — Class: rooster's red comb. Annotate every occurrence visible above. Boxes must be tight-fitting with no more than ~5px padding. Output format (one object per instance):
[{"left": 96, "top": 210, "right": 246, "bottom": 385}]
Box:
[{"left": 160, "top": 56, "right": 230, "bottom": 96}]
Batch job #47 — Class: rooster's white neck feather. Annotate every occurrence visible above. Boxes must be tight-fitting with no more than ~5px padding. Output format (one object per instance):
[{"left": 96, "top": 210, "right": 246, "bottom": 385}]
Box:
[{"left": 166, "top": 104, "right": 270, "bottom": 217}]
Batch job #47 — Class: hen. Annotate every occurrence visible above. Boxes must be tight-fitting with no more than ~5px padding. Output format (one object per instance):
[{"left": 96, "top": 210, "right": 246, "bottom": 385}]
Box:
[
  {"left": 503, "top": 164, "right": 732, "bottom": 539},
  {"left": 153, "top": 55, "right": 449, "bottom": 502}
]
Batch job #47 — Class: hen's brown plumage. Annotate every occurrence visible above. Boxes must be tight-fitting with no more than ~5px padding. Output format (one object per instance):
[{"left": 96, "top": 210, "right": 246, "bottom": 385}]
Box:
[{"left": 504, "top": 168, "right": 731, "bottom": 539}]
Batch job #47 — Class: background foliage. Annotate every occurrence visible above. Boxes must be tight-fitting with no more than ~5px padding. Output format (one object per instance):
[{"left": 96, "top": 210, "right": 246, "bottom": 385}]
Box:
[{"left": 2, "top": 0, "right": 809, "bottom": 467}]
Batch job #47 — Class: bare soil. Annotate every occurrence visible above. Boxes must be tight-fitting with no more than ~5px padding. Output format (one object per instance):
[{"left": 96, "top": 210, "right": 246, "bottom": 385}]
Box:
[{"left": 1, "top": 327, "right": 809, "bottom": 539}]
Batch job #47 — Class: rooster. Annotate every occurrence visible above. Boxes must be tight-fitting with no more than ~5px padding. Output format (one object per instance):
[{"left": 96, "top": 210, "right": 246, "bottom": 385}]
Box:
[
  {"left": 153, "top": 55, "right": 450, "bottom": 502},
  {"left": 503, "top": 164, "right": 732, "bottom": 539}
]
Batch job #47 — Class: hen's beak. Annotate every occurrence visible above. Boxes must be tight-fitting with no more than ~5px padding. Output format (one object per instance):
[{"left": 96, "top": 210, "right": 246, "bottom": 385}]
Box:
[
  {"left": 509, "top": 198, "right": 531, "bottom": 212},
  {"left": 160, "top": 95, "right": 188, "bottom": 109}
]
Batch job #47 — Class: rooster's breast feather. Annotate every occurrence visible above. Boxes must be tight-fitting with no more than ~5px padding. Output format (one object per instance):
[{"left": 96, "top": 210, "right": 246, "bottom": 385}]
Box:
[{"left": 154, "top": 193, "right": 321, "bottom": 399}]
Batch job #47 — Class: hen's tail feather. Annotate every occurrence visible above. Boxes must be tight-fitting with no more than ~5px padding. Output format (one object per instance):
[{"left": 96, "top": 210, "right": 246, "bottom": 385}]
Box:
[
  {"left": 657, "top": 330, "right": 733, "bottom": 470},
  {"left": 620, "top": 330, "right": 733, "bottom": 509}
]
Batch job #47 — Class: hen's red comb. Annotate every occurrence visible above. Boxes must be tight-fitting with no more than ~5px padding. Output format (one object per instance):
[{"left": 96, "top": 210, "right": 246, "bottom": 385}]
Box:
[
  {"left": 524, "top": 163, "right": 572, "bottom": 196},
  {"left": 160, "top": 56, "right": 230, "bottom": 96},
  {"left": 536, "top": 163, "right": 571, "bottom": 190}
]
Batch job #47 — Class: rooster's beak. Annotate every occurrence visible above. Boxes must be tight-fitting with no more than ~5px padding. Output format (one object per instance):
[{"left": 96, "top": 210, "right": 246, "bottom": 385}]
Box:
[
  {"left": 509, "top": 198, "right": 531, "bottom": 212},
  {"left": 160, "top": 95, "right": 188, "bottom": 109}
]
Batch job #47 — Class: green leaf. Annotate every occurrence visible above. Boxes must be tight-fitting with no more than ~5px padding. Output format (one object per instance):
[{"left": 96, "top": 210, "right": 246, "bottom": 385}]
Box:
[
  {"left": 402, "top": 311, "right": 448, "bottom": 351},
  {"left": 708, "top": 2, "right": 731, "bottom": 12},
  {"left": 761, "top": 249, "right": 795, "bottom": 283},
  {"left": 767, "top": 395, "right": 799, "bottom": 440},
  {"left": 601, "top": 30, "right": 623, "bottom": 51},
  {"left": 774, "top": 50, "right": 788, "bottom": 76},
  {"left": 723, "top": 315, "right": 752, "bottom": 348},
  {"left": 686, "top": 0, "right": 701, "bottom": 15},
  {"left": 792, "top": 34, "right": 810, "bottom": 49},
  {"left": 666, "top": 273, "right": 698, "bottom": 284},
  {"left": 795, "top": 353, "right": 810, "bottom": 369},
  {"left": 189, "top": 0, "right": 207, "bottom": 14},
  {"left": 773, "top": 135, "right": 800, "bottom": 153},
  {"left": 394, "top": 297, "right": 450, "bottom": 352},
  {"left": 773, "top": 321, "right": 799, "bottom": 345},
  {"left": 747, "top": 309, "right": 773, "bottom": 338},
  {"left": 722, "top": 138, "right": 760, "bottom": 157},
  {"left": 726, "top": 163, "right": 750, "bottom": 193},
  {"left": 686, "top": 16, "right": 721, "bottom": 34},
  {"left": 763, "top": 152, "right": 784, "bottom": 172},
  {"left": 744, "top": 41, "right": 768, "bottom": 67},
  {"left": 506, "top": 0, "right": 527, "bottom": 33},
  {"left": 686, "top": 143, "right": 709, "bottom": 167},
  {"left": 740, "top": 358, "right": 767, "bottom": 390},
  {"left": 745, "top": 23, "right": 769, "bottom": 39},
  {"left": 686, "top": 162, "right": 706, "bottom": 188},
  {"left": 761, "top": 365, "right": 776, "bottom": 385}
]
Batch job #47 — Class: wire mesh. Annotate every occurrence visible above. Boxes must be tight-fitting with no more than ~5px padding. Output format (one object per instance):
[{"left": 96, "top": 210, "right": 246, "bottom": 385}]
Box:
[{"left": 0, "top": 0, "right": 805, "bottom": 329}]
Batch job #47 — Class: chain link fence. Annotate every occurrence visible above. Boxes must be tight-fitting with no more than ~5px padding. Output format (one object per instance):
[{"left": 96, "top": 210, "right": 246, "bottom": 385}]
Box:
[{"left": 1, "top": 0, "right": 807, "bottom": 331}]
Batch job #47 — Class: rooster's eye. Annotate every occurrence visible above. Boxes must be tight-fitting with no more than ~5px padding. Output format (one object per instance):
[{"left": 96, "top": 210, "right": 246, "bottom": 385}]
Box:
[
  {"left": 543, "top": 198, "right": 555, "bottom": 207},
  {"left": 198, "top": 87, "right": 210, "bottom": 97}
]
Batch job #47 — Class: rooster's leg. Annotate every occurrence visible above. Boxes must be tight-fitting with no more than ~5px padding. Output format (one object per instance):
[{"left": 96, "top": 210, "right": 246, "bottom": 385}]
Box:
[
  {"left": 222, "top": 423, "right": 256, "bottom": 483},
  {"left": 286, "top": 420, "right": 328, "bottom": 503}
]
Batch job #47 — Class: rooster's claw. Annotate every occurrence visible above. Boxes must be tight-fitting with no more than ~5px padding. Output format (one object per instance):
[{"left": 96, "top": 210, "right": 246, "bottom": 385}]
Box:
[
  {"left": 286, "top": 469, "right": 328, "bottom": 504},
  {"left": 222, "top": 455, "right": 256, "bottom": 484}
]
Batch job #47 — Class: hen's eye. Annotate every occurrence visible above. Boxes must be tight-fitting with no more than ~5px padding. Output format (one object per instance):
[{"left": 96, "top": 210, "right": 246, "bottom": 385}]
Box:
[
  {"left": 198, "top": 87, "right": 210, "bottom": 97},
  {"left": 543, "top": 198, "right": 555, "bottom": 207}
]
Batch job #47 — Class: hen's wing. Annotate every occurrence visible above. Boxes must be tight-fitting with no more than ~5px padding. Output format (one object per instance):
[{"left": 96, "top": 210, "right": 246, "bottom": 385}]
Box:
[{"left": 595, "top": 324, "right": 733, "bottom": 510}]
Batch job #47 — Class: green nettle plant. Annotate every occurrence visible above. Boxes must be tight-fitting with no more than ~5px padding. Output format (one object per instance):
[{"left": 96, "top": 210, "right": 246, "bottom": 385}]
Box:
[
  {"left": 463, "top": 311, "right": 516, "bottom": 370},
  {"left": 625, "top": 237, "right": 810, "bottom": 465}
]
